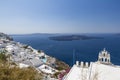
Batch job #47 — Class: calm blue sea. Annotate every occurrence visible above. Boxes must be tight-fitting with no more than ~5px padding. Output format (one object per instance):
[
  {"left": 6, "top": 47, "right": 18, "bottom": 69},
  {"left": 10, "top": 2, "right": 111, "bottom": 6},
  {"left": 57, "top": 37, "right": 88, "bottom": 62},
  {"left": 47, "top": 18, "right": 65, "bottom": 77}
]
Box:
[{"left": 11, "top": 34, "right": 120, "bottom": 66}]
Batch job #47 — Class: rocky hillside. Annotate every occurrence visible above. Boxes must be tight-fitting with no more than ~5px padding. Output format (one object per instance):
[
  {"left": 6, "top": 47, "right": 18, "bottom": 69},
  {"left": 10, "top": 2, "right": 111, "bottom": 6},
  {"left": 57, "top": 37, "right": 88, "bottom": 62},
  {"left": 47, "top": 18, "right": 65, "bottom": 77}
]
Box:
[
  {"left": 0, "top": 32, "right": 69, "bottom": 80},
  {"left": 0, "top": 32, "right": 13, "bottom": 41}
]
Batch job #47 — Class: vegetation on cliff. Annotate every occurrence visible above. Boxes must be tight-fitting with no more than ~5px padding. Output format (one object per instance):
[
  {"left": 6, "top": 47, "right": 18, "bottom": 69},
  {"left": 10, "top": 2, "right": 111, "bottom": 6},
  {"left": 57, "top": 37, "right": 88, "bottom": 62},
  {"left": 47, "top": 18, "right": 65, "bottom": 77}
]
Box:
[{"left": 0, "top": 53, "right": 43, "bottom": 80}]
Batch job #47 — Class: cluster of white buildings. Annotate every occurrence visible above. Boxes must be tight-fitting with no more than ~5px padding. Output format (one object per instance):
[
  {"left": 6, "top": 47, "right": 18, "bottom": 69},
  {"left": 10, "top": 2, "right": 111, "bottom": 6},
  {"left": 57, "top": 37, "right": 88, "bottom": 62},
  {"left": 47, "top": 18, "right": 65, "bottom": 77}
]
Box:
[
  {"left": 63, "top": 49, "right": 120, "bottom": 80},
  {"left": 0, "top": 39, "right": 58, "bottom": 75}
]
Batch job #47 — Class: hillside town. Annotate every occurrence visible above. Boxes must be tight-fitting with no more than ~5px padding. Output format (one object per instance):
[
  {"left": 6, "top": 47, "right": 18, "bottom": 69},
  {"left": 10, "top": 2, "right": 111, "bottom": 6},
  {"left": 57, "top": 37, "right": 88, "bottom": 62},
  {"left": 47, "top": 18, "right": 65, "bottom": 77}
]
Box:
[{"left": 0, "top": 33, "right": 69, "bottom": 80}]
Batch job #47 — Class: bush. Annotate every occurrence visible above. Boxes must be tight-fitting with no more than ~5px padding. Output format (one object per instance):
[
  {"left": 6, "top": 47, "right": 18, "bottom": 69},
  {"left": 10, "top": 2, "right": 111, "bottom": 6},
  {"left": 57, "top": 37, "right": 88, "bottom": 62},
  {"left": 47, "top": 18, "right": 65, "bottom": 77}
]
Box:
[
  {"left": 53, "top": 72, "right": 61, "bottom": 78},
  {"left": 38, "top": 50, "right": 42, "bottom": 53},
  {"left": 0, "top": 65, "right": 43, "bottom": 80},
  {"left": 0, "top": 54, "right": 43, "bottom": 80},
  {"left": 0, "top": 53, "right": 7, "bottom": 61},
  {"left": 23, "top": 45, "right": 28, "bottom": 49}
]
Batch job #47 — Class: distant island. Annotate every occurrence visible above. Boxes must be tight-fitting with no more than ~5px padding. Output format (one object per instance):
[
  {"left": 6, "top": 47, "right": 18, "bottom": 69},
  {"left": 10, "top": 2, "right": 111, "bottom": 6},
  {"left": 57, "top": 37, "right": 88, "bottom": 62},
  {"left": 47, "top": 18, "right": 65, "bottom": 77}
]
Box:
[{"left": 49, "top": 35, "right": 103, "bottom": 41}]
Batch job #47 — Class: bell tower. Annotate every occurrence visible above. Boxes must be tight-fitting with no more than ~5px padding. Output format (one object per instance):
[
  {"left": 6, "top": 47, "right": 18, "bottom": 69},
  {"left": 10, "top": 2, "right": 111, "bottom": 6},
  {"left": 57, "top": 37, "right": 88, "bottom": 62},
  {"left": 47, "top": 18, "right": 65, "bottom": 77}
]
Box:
[{"left": 98, "top": 48, "right": 111, "bottom": 64}]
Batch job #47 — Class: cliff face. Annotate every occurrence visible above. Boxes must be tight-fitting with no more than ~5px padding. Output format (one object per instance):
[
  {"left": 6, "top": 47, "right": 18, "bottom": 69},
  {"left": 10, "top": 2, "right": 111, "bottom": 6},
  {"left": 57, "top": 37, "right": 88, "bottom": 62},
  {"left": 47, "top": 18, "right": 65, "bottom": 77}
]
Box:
[
  {"left": 0, "top": 32, "right": 70, "bottom": 79},
  {"left": 0, "top": 32, "right": 13, "bottom": 41}
]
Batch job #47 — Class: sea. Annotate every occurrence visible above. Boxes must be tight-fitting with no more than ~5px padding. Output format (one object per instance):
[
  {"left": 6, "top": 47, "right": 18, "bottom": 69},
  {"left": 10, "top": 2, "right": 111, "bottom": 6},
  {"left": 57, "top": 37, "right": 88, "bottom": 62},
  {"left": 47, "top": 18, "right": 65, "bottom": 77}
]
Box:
[{"left": 11, "top": 33, "right": 120, "bottom": 66}]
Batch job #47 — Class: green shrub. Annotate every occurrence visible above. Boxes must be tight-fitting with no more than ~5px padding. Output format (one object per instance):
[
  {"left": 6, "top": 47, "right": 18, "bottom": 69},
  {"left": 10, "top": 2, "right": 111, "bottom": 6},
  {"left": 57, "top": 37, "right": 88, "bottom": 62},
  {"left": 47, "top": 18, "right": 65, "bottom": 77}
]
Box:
[{"left": 0, "top": 53, "right": 7, "bottom": 61}]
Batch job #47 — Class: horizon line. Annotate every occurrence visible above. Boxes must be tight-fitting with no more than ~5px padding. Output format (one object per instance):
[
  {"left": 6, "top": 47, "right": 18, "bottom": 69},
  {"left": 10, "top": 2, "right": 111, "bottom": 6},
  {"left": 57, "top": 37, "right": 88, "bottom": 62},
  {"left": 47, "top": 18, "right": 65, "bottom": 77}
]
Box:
[{"left": 8, "top": 32, "right": 120, "bottom": 35}]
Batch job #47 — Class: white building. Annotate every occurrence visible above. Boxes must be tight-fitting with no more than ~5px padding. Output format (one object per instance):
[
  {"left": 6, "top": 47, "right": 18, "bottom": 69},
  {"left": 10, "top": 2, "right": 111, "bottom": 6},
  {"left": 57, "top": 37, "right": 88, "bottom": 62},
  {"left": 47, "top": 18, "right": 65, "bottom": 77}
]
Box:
[
  {"left": 38, "top": 64, "right": 58, "bottom": 74},
  {"left": 19, "top": 63, "right": 30, "bottom": 68},
  {"left": 63, "top": 49, "right": 120, "bottom": 80},
  {"left": 98, "top": 48, "right": 111, "bottom": 64}
]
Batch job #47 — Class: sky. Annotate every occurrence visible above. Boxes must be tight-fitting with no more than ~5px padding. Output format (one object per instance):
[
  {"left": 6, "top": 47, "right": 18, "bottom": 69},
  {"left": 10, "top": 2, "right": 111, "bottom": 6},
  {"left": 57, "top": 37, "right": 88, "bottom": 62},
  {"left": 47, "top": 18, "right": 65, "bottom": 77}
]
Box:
[{"left": 0, "top": 0, "right": 120, "bottom": 34}]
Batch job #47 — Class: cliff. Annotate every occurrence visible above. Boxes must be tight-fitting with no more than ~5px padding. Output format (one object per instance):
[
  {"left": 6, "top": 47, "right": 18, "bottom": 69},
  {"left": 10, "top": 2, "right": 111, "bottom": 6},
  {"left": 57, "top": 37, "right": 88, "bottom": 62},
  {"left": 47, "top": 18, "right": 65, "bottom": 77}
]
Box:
[
  {"left": 0, "top": 32, "right": 69, "bottom": 80},
  {"left": 0, "top": 32, "right": 13, "bottom": 41}
]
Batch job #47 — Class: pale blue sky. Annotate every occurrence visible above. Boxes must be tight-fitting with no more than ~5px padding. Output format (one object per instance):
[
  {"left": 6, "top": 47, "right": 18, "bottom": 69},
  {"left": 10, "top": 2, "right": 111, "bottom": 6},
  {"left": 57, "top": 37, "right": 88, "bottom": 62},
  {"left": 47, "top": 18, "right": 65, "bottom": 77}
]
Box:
[{"left": 0, "top": 0, "right": 120, "bottom": 34}]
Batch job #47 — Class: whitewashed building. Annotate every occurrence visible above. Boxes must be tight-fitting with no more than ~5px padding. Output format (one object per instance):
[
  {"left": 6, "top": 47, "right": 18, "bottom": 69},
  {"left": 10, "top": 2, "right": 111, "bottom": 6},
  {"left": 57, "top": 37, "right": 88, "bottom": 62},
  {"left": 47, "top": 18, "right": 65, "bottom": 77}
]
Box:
[{"left": 63, "top": 49, "right": 120, "bottom": 80}]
